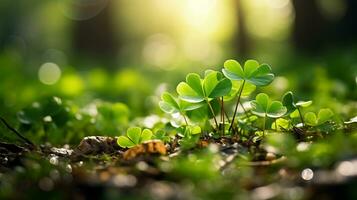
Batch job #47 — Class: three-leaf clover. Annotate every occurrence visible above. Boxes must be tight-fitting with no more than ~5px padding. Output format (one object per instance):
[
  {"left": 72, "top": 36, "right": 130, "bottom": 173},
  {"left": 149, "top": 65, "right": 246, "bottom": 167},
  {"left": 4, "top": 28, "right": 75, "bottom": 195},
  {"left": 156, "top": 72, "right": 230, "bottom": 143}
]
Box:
[
  {"left": 251, "top": 93, "right": 287, "bottom": 133},
  {"left": 304, "top": 108, "right": 333, "bottom": 126},
  {"left": 176, "top": 70, "right": 232, "bottom": 128},
  {"left": 222, "top": 59, "right": 274, "bottom": 86},
  {"left": 117, "top": 127, "right": 153, "bottom": 148},
  {"left": 176, "top": 71, "right": 232, "bottom": 103},
  {"left": 222, "top": 59, "right": 274, "bottom": 132},
  {"left": 251, "top": 93, "right": 287, "bottom": 118}
]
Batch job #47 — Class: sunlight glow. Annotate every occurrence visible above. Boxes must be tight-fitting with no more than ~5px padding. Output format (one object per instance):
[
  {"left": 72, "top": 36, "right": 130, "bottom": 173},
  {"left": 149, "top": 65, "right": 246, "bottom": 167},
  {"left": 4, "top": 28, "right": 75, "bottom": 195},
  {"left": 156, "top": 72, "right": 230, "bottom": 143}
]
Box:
[
  {"left": 142, "top": 34, "right": 176, "bottom": 69},
  {"left": 244, "top": 0, "right": 294, "bottom": 40},
  {"left": 184, "top": 0, "right": 217, "bottom": 30}
]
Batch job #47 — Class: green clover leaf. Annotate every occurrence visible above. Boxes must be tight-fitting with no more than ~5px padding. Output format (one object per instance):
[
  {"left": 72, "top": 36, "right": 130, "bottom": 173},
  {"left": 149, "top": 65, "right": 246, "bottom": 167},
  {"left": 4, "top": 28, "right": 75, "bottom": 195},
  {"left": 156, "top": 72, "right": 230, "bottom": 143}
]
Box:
[
  {"left": 176, "top": 71, "right": 232, "bottom": 103},
  {"left": 222, "top": 59, "right": 274, "bottom": 86},
  {"left": 282, "top": 91, "right": 312, "bottom": 115},
  {"left": 251, "top": 93, "right": 287, "bottom": 118},
  {"left": 117, "top": 127, "right": 153, "bottom": 148},
  {"left": 159, "top": 92, "right": 203, "bottom": 114},
  {"left": 176, "top": 73, "right": 205, "bottom": 103}
]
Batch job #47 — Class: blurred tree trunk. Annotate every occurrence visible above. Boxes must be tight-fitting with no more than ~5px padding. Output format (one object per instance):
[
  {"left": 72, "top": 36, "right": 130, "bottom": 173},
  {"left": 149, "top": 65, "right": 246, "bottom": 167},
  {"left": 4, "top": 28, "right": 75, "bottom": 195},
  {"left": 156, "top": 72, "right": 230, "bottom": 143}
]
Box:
[
  {"left": 232, "top": 0, "right": 250, "bottom": 58},
  {"left": 71, "top": 0, "right": 119, "bottom": 64},
  {"left": 335, "top": 0, "right": 357, "bottom": 43},
  {"left": 291, "top": 0, "right": 327, "bottom": 52}
]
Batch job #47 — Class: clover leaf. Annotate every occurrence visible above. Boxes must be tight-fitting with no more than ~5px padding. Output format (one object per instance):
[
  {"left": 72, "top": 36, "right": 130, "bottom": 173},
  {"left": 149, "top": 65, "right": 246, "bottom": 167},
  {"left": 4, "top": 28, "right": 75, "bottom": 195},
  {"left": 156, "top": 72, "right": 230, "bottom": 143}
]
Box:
[
  {"left": 222, "top": 59, "right": 274, "bottom": 86},
  {"left": 251, "top": 93, "right": 287, "bottom": 118},
  {"left": 282, "top": 91, "right": 312, "bottom": 126},
  {"left": 304, "top": 108, "right": 334, "bottom": 126},
  {"left": 159, "top": 92, "right": 204, "bottom": 114},
  {"left": 282, "top": 91, "right": 295, "bottom": 115},
  {"left": 176, "top": 71, "right": 232, "bottom": 103},
  {"left": 282, "top": 91, "right": 312, "bottom": 115},
  {"left": 117, "top": 127, "right": 153, "bottom": 148},
  {"left": 159, "top": 92, "right": 204, "bottom": 125},
  {"left": 251, "top": 93, "right": 287, "bottom": 134}
]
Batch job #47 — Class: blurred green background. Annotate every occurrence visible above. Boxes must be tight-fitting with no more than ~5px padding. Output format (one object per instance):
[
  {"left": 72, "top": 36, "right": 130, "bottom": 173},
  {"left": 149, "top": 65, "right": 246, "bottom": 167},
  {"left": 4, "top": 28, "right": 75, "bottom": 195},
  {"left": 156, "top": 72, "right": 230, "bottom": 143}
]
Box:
[{"left": 0, "top": 0, "right": 356, "bottom": 143}]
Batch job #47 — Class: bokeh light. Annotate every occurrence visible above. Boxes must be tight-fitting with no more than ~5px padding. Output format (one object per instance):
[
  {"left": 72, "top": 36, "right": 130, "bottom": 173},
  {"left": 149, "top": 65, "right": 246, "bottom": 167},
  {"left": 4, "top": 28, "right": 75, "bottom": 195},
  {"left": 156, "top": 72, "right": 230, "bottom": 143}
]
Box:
[
  {"left": 38, "top": 62, "right": 62, "bottom": 85},
  {"left": 301, "top": 168, "right": 314, "bottom": 181}
]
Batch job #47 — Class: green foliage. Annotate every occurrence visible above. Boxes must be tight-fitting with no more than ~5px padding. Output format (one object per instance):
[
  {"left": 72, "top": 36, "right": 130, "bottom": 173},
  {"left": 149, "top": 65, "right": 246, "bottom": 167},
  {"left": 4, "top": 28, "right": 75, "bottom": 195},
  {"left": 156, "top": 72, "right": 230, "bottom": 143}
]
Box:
[
  {"left": 117, "top": 127, "right": 153, "bottom": 148},
  {"left": 152, "top": 129, "right": 171, "bottom": 143},
  {"left": 304, "top": 108, "right": 334, "bottom": 126},
  {"left": 271, "top": 118, "right": 291, "bottom": 131},
  {"left": 177, "top": 125, "right": 202, "bottom": 150},
  {"left": 158, "top": 59, "right": 338, "bottom": 136},
  {"left": 222, "top": 59, "right": 274, "bottom": 86},
  {"left": 251, "top": 93, "right": 287, "bottom": 118},
  {"left": 17, "top": 96, "right": 71, "bottom": 127},
  {"left": 96, "top": 102, "right": 130, "bottom": 135}
]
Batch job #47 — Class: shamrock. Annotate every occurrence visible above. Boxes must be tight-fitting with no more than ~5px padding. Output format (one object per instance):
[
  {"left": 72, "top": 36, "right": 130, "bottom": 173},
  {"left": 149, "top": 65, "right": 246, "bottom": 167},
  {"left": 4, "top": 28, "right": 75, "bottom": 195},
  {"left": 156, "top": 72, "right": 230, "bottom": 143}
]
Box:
[
  {"left": 222, "top": 59, "right": 274, "bottom": 86},
  {"left": 251, "top": 93, "right": 287, "bottom": 134},
  {"left": 117, "top": 127, "right": 153, "bottom": 148},
  {"left": 176, "top": 71, "right": 232, "bottom": 129},
  {"left": 176, "top": 71, "right": 232, "bottom": 103},
  {"left": 222, "top": 59, "right": 274, "bottom": 131}
]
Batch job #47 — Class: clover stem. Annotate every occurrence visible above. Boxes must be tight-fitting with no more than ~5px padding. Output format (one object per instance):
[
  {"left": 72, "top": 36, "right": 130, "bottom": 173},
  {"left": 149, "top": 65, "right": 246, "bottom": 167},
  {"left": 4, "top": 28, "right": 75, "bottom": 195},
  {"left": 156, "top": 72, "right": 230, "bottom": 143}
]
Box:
[
  {"left": 221, "top": 97, "right": 224, "bottom": 136},
  {"left": 229, "top": 80, "right": 246, "bottom": 132},
  {"left": 275, "top": 119, "right": 278, "bottom": 131},
  {"left": 240, "top": 102, "right": 249, "bottom": 119},
  {"left": 297, "top": 107, "right": 304, "bottom": 126},
  {"left": 182, "top": 113, "right": 189, "bottom": 126},
  {"left": 206, "top": 99, "right": 219, "bottom": 130},
  {"left": 263, "top": 116, "right": 266, "bottom": 136},
  {"left": 224, "top": 111, "right": 230, "bottom": 123}
]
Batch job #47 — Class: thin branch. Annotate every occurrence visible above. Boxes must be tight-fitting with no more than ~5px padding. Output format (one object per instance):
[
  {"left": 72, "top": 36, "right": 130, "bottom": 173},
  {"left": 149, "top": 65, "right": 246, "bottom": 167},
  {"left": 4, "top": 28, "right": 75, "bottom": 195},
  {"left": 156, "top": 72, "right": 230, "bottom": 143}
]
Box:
[{"left": 0, "top": 117, "right": 36, "bottom": 148}]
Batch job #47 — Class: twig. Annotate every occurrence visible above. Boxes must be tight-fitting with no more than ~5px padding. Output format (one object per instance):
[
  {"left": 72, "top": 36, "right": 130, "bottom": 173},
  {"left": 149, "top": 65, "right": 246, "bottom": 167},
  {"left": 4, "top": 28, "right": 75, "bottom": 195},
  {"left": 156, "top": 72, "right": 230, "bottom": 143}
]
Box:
[{"left": 0, "top": 117, "right": 36, "bottom": 149}]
